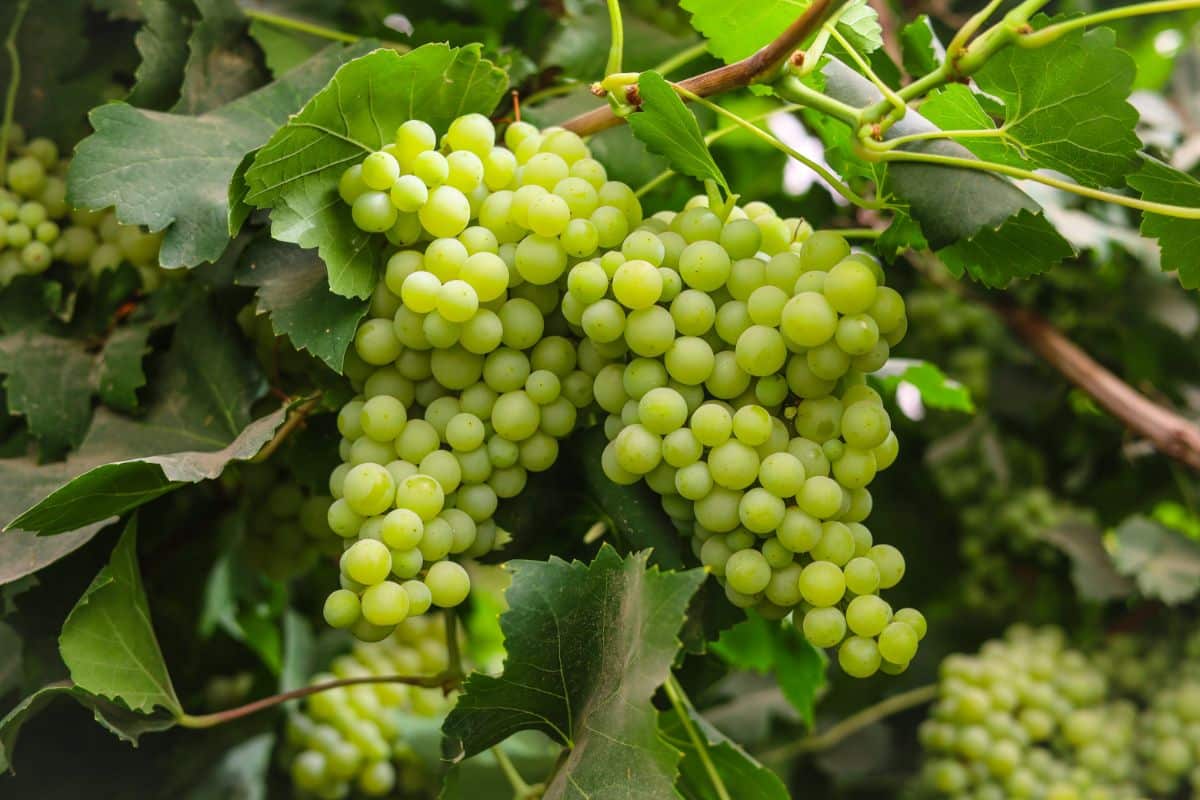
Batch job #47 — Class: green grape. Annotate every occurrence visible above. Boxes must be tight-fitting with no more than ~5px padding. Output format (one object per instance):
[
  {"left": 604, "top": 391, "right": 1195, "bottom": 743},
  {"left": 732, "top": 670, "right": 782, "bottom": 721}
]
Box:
[
  {"left": 868, "top": 544, "right": 905, "bottom": 588},
  {"left": 360, "top": 581, "right": 410, "bottom": 626},
  {"left": 341, "top": 540, "right": 392, "bottom": 586},
  {"left": 343, "top": 463, "right": 396, "bottom": 517},
  {"left": 425, "top": 561, "right": 471, "bottom": 607},
  {"left": 803, "top": 607, "right": 847, "bottom": 648},
  {"left": 725, "top": 548, "right": 772, "bottom": 595},
  {"left": 838, "top": 636, "right": 881, "bottom": 678},
  {"left": 845, "top": 594, "right": 892, "bottom": 637},
  {"left": 799, "top": 230, "right": 850, "bottom": 272},
  {"left": 678, "top": 240, "right": 732, "bottom": 291},
  {"left": 799, "top": 561, "right": 846, "bottom": 607},
  {"left": 323, "top": 590, "right": 361, "bottom": 629},
  {"left": 824, "top": 257, "right": 878, "bottom": 314}
]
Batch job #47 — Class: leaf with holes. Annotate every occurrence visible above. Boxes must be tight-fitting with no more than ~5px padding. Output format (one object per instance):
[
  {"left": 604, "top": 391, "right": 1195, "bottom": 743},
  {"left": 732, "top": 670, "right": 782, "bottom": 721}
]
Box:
[
  {"left": 442, "top": 546, "right": 705, "bottom": 799},
  {"left": 243, "top": 45, "right": 509, "bottom": 298},
  {"left": 59, "top": 516, "right": 182, "bottom": 716}
]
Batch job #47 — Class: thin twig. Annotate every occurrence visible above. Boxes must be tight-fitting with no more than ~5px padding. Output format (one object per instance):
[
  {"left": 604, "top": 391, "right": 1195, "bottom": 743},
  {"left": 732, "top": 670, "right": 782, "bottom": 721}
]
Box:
[
  {"left": 251, "top": 396, "right": 320, "bottom": 464},
  {"left": 663, "top": 676, "right": 732, "bottom": 800},
  {"left": 176, "top": 673, "right": 458, "bottom": 728},
  {"left": 1, "top": 0, "right": 31, "bottom": 170},
  {"left": 493, "top": 747, "right": 533, "bottom": 797},
  {"left": 758, "top": 684, "right": 938, "bottom": 762},
  {"left": 242, "top": 8, "right": 361, "bottom": 43},
  {"left": 563, "top": 0, "right": 848, "bottom": 136}
]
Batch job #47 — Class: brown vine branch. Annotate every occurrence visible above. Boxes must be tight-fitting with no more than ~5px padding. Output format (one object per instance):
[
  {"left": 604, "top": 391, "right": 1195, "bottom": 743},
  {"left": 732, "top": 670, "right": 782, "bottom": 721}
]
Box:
[
  {"left": 902, "top": 250, "right": 1200, "bottom": 472},
  {"left": 997, "top": 305, "right": 1200, "bottom": 471},
  {"left": 251, "top": 395, "right": 320, "bottom": 464},
  {"left": 176, "top": 672, "right": 458, "bottom": 729},
  {"left": 562, "top": 0, "right": 847, "bottom": 136}
]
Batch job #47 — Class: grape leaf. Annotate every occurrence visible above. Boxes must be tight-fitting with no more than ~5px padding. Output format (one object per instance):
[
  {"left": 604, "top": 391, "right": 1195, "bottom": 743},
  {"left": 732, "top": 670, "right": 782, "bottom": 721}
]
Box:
[
  {"left": 835, "top": 0, "right": 882, "bottom": 55},
  {"left": 442, "top": 546, "right": 705, "bottom": 799},
  {"left": 710, "top": 614, "right": 825, "bottom": 729},
  {"left": 875, "top": 209, "right": 927, "bottom": 260},
  {"left": 629, "top": 71, "right": 729, "bottom": 195},
  {"left": 174, "top": 0, "right": 264, "bottom": 115},
  {"left": 243, "top": 44, "right": 508, "bottom": 299},
  {"left": 0, "top": 525, "right": 107, "bottom": 585},
  {"left": 68, "top": 40, "right": 375, "bottom": 269},
  {"left": 877, "top": 360, "right": 975, "bottom": 413},
  {"left": 544, "top": 4, "right": 700, "bottom": 81},
  {"left": 1108, "top": 515, "right": 1200, "bottom": 605},
  {"left": 1037, "top": 521, "right": 1133, "bottom": 602},
  {"left": 0, "top": 681, "right": 175, "bottom": 774},
  {"left": 899, "top": 15, "right": 941, "bottom": 78},
  {"left": 59, "top": 516, "right": 183, "bottom": 716},
  {"left": 659, "top": 700, "right": 789, "bottom": 800},
  {"left": 234, "top": 238, "right": 369, "bottom": 372},
  {"left": 97, "top": 324, "right": 152, "bottom": 412},
  {"left": 972, "top": 25, "right": 1140, "bottom": 187},
  {"left": 186, "top": 733, "right": 274, "bottom": 800},
  {"left": 917, "top": 85, "right": 1026, "bottom": 169},
  {"left": 0, "top": 332, "right": 95, "bottom": 459},
  {"left": 248, "top": 17, "right": 325, "bottom": 78},
  {"left": 1127, "top": 155, "right": 1200, "bottom": 289},
  {"left": 126, "top": 0, "right": 192, "bottom": 110},
  {"left": 680, "top": 0, "right": 873, "bottom": 63},
  {"left": 938, "top": 207, "right": 1076, "bottom": 288},
  {"left": 10, "top": 301, "right": 282, "bottom": 536}
]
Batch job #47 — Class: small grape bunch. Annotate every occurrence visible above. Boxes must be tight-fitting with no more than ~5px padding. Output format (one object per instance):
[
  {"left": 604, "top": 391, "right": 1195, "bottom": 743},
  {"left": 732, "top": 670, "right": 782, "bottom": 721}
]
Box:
[
  {"left": 236, "top": 462, "right": 338, "bottom": 582},
  {"left": 0, "top": 124, "right": 165, "bottom": 289},
  {"left": 286, "top": 615, "right": 454, "bottom": 799},
  {"left": 567, "top": 196, "right": 920, "bottom": 677},
  {"left": 323, "top": 113, "right": 642, "bottom": 641}
]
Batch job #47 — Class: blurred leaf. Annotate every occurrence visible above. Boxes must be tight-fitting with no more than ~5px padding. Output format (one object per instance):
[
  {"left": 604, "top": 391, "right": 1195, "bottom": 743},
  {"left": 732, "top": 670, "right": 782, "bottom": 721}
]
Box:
[
  {"left": 96, "top": 324, "right": 152, "bottom": 412},
  {"left": 899, "top": 15, "right": 940, "bottom": 78},
  {"left": 878, "top": 360, "right": 974, "bottom": 413},
  {"left": 938, "top": 207, "right": 1076, "bottom": 287},
  {"left": 127, "top": 0, "right": 192, "bottom": 110},
  {"left": 1127, "top": 155, "right": 1200, "bottom": 289},
  {"left": 0, "top": 526, "right": 107, "bottom": 586},
  {"left": 1108, "top": 515, "right": 1200, "bottom": 604},
  {"left": 59, "top": 516, "right": 182, "bottom": 716},
  {"left": 836, "top": 0, "right": 882, "bottom": 55},
  {"left": 660, "top": 701, "right": 789, "bottom": 800},
  {"left": 244, "top": 44, "right": 508, "bottom": 298},
  {"left": 545, "top": 4, "right": 699, "bottom": 80},
  {"left": 279, "top": 610, "right": 315, "bottom": 701},
  {"left": 0, "top": 333, "right": 95, "bottom": 459},
  {"left": 174, "top": 0, "right": 263, "bottom": 114},
  {"left": 185, "top": 732, "right": 273, "bottom": 800},
  {"left": 0, "top": 622, "right": 21, "bottom": 696},
  {"left": 199, "top": 527, "right": 285, "bottom": 673},
  {"left": 0, "top": 681, "right": 174, "bottom": 774},
  {"left": 69, "top": 41, "right": 374, "bottom": 268},
  {"left": 682, "top": 0, "right": 865, "bottom": 63},
  {"left": 443, "top": 546, "right": 705, "bottom": 798},
  {"left": 1037, "top": 520, "right": 1134, "bottom": 602},
  {"left": 629, "top": 71, "right": 729, "bottom": 195},
  {"left": 248, "top": 17, "right": 325, "bottom": 77},
  {"left": 234, "top": 238, "right": 369, "bottom": 372},
  {"left": 711, "top": 614, "right": 825, "bottom": 729}
]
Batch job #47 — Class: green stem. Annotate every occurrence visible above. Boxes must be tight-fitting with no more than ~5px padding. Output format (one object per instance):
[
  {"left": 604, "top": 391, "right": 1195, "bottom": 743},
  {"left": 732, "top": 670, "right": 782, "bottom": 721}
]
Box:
[
  {"left": 493, "top": 747, "right": 532, "bottom": 797},
  {"left": 1020, "top": 0, "right": 1200, "bottom": 48},
  {"left": 664, "top": 676, "right": 731, "bottom": 800},
  {"left": 838, "top": 227, "right": 882, "bottom": 239},
  {"left": 674, "top": 84, "right": 884, "bottom": 209},
  {"left": 242, "top": 8, "right": 361, "bottom": 43},
  {"left": 605, "top": 0, "right": 625, "bottom": 77},
  {"left": 445, "top": 608, "right": 464, "bottom": 681},
  {"left": 826, "top": 24, "right": 904, "bottom": 113},
  {"left": 944, "top": 0, "right": 1005, "bottom": 56},
  {"left": 1, "top": 0, "right": 30, "bottom": 171},
  {"left": 176, "top": 673, "right": 456, "bottom": 729},
  {"left": 774, "top": 74, "right": 861, "bottom": 126},
  {"left": 653, "top": 41, "right": 709, "bottom": 76},
  {"left": 872, "top": 148, "right": 1200, "bottom": 219},
  {"left": 758, "top": 684, "right": 938, "bottom": 763},
  {"left": 869, "top": 127, "right": 1014, "bottom": 150},
  {"left": 523, "top": 81, "right": 587, "bottom": 107}
]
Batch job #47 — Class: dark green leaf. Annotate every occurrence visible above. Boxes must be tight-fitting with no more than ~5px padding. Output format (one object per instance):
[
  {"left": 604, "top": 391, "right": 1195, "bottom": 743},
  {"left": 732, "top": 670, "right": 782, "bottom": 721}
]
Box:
[
  {"left": 938, "top": 207, "right": 1075, "bottom": 288},
  {"left": 711, "top": 614, "right": 826, "bottom": 728},
  {"left": 96, "top": 324, "right": 152, "bottom": 412},
  {"left": 234, "top": 238, "right": 369, "bottom": 372},
  {"left": 918, "top": 85, "right": 1025, "bottom": 168},
  {"left": 443, "top": 546, "right": 705, "bottom": 799},
  {"left": 0, "top": 681, "right": 174, "bottom": 774},
  {"left": 0, "top": 622, "right": 21, "bottom": 696},
  {"left": 1109, "top": 515, "right": 1200, "bottom": 605},
  {"left": 629, "top": 71, "right": 729, "bottom": 195},
  {"left": 878, "top": 361, "right": 975, "bottom": 413},
  {"left": 185, "top": 733, "right": 274, "bottom": 800},
  {"left": 899, "top": 15, "right": 940, "bottom": 78},
  {"left": 127, "top": 0, "right": 192, "bottom": 110},
  {"left": 173, "top": 0, "right": 263, "bottom": 115},
  {"left": 59, "top": 517, "right": 183, "bottom": 716},
  {"left": 69, "top": 40, "right": 375, "bottom": 268},
  {"left": 875, "top": 209, "right": 927, "bottom": 260},
  {"left": 1127, "top": 155, "right": 1200, "bottom": 289},
  {"left": 1037, "top": 521, "right": 1133, "bottom": 602},
  {"left": 659, "top": 700, "right": 789, "bottom": 800},
  {"left": 248, "top": 18, "right": 326, "bottom": 77},
  {"left": 0, "top": 526, "right": 107, "bottom": 585},
  {"left": 0, "top": 332, "right": 95, "bottom": 458},
  {"left": 244, "top": 44, "right": 508, "bottom": 298}
]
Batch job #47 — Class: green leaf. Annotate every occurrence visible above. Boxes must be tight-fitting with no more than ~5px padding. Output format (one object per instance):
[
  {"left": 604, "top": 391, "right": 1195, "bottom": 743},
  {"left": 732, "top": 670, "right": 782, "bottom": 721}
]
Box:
[
  {"left": 629, "top": 71, "right": 729, "bottom": 195},
  {"left": 544, "top": 4, "right": 700, "bottom": 80},
  {"left": 199, "top": 525, "right": 285, "bottom": 673},
  {"left": 279, "top": 610, "right": 315, "bottom": 700},
  {"left": 0, "top": 332, "right": 95, "bottom": 459},
  {"left": 443, "top": 546, "right": 705, "bottom": 799},
  {"left": 185, "top": 733, "right": 274, "bottom": 800},
  {"left": 1127, "top": 155, "right": 1200, "bottom": 289},
  {"left": 877, "top": 360, "right": 974, "bottom": 413},
  {"left": 173, "top": 0, "right": 263, "bottom": 115},
  {"left": 0, "top": 622, "right": 21, "bottom": 696},
  {"left": 235, "top": 238, "right": 369, "bottom": 372},
  {"left": 938, "top": 207, "right": 1076, "bottom": 288},
  {"left": 0, "top": 681, "right": 174, "bottom": 773},
  {"left": 244, "top": 44, "right": 508, "bottom": 298},
  {"left": 681, "top": 0, "right": 860, "bottom": 63},
  {"left": 10, "top": 302, "right": 282, "bottom": 536},
  {"left": 918, "top": 85, "right": 1025, "bottom": 168},
  {"left": 659, "top": 699, "right": 789, "bottom": 800},
  {"left": 0, "top": 526, "right": 107, "bottom": 585},
  {"left": 126, "top": 0, "right": 192, "bottom": 110},
  {"left": 835, "top": 0, "right": 882, "bottom": 55},
  {"left": 971, "top": 25, "right": 1140, "bottom": 187},
  {"left": 899, "top": 15, "right": 941, "bottom": 78},
  {"left": 68, "top": 40, "right": 375, "bottom": 269},
  {"left": 1108, "top": 515, "right": 1200, "bottom": 605},
  {"left": 60, "top": 516, "right": 183, "bottom": 716},
  {"left": 96, "top": 324, "right": 152, "bottom": 412},
  {"left": 875, "top": 209, "right": 927, "bottom": 260},
  {"left": 711, "top": 614, "right": 826, "bottom": 729},
  {"left": 248, "top": 17, "right": 326, "bottom": 77},
  {"left": 1037, "top": 520, "right": 1133, "bottom": 602}
]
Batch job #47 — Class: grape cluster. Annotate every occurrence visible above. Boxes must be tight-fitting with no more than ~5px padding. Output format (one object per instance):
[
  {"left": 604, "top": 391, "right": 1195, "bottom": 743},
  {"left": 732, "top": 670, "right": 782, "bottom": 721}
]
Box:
[
  {"left": 920, "top": 626, "right": 1200, "bottom": 800},
  {"left": 324, "top": 114, "right": 636, "bottom": 640},
  {"left": 573, "top": 204, "right": 921, "bottom": 676},
  {"left": 286, "top": 615, "right": 453, "bottom": 799},
  {"left": 0, "top": 124, "right": 164, "bottom": 289},
  {"left": 235, "top": 462, "right": 338, "bottom": 581}
]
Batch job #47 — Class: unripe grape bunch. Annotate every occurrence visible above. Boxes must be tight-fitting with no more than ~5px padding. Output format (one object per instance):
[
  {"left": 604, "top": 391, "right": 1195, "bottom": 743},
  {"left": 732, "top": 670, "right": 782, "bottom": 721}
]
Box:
[
  {"left": 0, "top": 123, "right": 165, "bottom": 289},
  {"left": 233, "top": 462, "right": 339, "bottom": 582},
  {"left": 324, "top": 113, "right": 629, "bottom": 641},
  {"left": 286, "top": 615, "right": 455, "bottom": 799}
]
